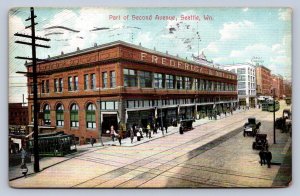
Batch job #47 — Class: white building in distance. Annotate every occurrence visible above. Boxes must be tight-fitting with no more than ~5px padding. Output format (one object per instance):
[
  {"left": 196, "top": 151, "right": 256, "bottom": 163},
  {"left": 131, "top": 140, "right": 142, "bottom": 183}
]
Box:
[{"left": 224, "top": 63, "right": 257, "bottom": 107}]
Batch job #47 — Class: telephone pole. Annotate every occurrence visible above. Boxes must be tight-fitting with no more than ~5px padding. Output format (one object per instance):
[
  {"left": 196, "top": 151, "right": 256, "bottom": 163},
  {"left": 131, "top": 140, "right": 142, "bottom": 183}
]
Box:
[
  {"left": 15, "top": 7, "right": 50, "bottom": 173},
  {"left": 273, "top": 88, "right": 276, "bottom": 144}
]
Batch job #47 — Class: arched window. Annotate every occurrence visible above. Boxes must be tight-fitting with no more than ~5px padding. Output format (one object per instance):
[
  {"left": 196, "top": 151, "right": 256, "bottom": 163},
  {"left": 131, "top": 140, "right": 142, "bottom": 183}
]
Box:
[
  {"left": 70, "top": 104, "right": 79, "bottom": 127},
  {"left": 56, "top": 104, "right": 64, "bottom": 126},
  {"left": 86, "top": 103, "right": 96, "bottom": 128},
  {"left": 44, "top": 104, "right": 51, "bottom": 125}
]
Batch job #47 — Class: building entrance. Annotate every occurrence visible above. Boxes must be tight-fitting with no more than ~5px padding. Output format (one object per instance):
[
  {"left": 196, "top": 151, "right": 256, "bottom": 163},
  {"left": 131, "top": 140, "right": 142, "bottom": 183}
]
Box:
[{"left": 102, "top": 114, "right": 118, "bottom": 136}]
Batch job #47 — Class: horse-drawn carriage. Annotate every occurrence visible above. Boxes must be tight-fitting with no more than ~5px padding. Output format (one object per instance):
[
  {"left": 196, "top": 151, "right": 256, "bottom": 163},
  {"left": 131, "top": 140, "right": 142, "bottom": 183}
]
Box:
[
  {"left": 252, "top": 133, "right": 269, "bottom": 150},
  {"left": 243, "top": 118, "right": 261, "bottom": 137}
]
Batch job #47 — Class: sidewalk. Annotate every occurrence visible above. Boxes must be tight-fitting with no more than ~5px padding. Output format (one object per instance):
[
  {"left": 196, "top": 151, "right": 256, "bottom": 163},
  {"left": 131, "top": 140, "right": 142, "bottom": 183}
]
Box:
[{"left": 9, "top": 108, "right": 246, "bottom": 181}]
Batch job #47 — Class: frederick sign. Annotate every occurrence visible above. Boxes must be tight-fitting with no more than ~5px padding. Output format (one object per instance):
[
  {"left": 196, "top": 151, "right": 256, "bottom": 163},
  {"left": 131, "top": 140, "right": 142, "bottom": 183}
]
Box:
[{"left": 140, "top": 52, "right": 235, "bottom": 79}]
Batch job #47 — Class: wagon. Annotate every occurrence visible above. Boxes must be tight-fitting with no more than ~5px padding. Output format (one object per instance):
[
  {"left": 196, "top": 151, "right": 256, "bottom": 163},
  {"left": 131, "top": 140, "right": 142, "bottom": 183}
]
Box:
[{"left": 179, "top": 119, "right": 194, "bottom": 134}]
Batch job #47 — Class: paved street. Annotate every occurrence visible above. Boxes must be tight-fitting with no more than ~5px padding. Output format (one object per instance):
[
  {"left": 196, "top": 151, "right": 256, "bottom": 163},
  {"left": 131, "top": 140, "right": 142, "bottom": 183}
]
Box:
[{"left": 9, "top": 102, "right": 291, "bottom": 188}]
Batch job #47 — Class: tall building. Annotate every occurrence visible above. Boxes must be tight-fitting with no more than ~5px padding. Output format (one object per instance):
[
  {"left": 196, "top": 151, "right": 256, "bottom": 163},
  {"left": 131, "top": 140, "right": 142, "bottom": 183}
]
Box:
[
  {"left": 25, "top": 41, "right": 238, "bottom": 144},
  {"left": 271, "top": 74, "right": 284, "bottom": 99},
  {"left": 256, "top": 65, "right": 272, "bottom": 96},
  {"left": 224, "top": 63, "right": 257, "bottom": 107}
]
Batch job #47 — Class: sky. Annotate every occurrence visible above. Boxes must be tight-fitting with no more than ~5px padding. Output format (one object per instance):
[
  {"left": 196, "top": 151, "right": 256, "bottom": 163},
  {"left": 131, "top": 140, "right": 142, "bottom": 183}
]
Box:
[{"left": 8, "top": 7, "right": 292, "bottom": 103}]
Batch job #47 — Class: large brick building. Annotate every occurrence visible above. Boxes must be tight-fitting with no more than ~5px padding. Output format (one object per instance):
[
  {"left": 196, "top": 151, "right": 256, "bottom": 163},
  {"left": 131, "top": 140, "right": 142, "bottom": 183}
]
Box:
[
  {"left": 256, "top": 65, "right": 272, "bottom": 96},
  {"left": 271, "top": 74, "right": 284, "bottom": 99},
  {"left": 9, "top": 103, "right": 28, "bottom": 126},
  {"left": 26, "top": 41, "right": 238, "bottom": 144}
]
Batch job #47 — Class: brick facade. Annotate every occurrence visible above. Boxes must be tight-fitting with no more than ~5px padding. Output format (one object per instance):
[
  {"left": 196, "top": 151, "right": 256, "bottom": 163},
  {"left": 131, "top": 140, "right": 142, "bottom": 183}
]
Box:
[{"left": 26, "top": 41, "right": 238, "bottom": 145}]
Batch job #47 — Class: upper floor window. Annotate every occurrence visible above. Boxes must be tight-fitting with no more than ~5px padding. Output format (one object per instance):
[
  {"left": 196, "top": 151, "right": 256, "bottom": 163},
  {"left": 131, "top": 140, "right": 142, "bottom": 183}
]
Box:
[
  {"left": 68, "top": 76, "right": 73, "bottom": 91},
  {"left": 102, "top": 72, "right": 107, "bottom": 88},
  {"left": 123, "top": 69, "right": 137, "bottom": 87},
  {"left": 110, "top": 71, "right": 116, "bottom": 88},
  {"left": 154, "top": 73, "right": 164, "bottom": 89},
  {"left": 139, "top": 71, "right": 152, "bottom": 88},
  {"left": 177, "top": 76, "right": 183, "bottom": 89},
  {"left": 84, "top": 74, "right": 89, "bottom": 90},
  {"left": 74, "top": 76, "right": 78, "bottom": 91},
  {"left": 166, "top": 74, "right": 174, "bottom": 89},
  {"left": 91, "top": 73, "right": 96, "bottom": 89}
]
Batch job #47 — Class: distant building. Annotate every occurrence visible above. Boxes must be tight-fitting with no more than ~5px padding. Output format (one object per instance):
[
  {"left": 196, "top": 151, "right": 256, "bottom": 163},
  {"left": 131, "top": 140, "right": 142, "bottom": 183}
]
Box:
[
  {"left": 256, "top": 65, "right": 272, "bottom": 97},
  {"left": 271, "top": 74, "right": 284, "bottom": 99},
  {"left": 9, "top": 103, "right": 28, "bottom": 126},
  {"left": 224, "top": 63, "right": 257, "bottom": 107},
  {"left": 283, "top": 80, "right": 292, "bottom": 98}
]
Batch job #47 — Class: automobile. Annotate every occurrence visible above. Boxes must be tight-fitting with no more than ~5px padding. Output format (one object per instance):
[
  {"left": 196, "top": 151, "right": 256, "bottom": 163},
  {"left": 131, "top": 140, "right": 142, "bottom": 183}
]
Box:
[
  {"left": 252, "top": 133, "right": 269, "bottom": 150},
  {"left": 179, "top": 119, "right": 194, "bottom": 134},
  {"left": 243, "top": 118, "right": 261, "bottom": 137}
]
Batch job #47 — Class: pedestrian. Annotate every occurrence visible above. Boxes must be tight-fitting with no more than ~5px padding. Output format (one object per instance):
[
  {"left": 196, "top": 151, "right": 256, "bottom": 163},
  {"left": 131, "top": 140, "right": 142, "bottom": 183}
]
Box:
[
  {"left": 130, "top": 128, "right": 135, "bottom": 143},
  {"left": 153, "top": 124, "right": 157, "bottom": 134},
  {"left": 265, "top": 149, "right": 272, "bottom": 168},
  {"left": 161, "top": 124, "right": 165, "bottom": 136},
  {"left": 259, "top": 149, "right": 266, "bottom": 166},
  {"left": 20, "top": 162, "right": 28, "bottom": 177},
  {"left": 165, "top": 123, "right": 168, "bottom": 133},
  {"left": 147, "top": 124, "right": 152, "bottom": 138},
  {"left": 110, "top": 125, "right": 116, "bottom": 142},
  {"left": 118, "top": 130, "right": 123, "bottom": 146},
  {"left": 21, "top": 146, "right": 27, "bottom": 165},
  {"left": 90, "top": 136, "right": 95, "bottom": 147}
]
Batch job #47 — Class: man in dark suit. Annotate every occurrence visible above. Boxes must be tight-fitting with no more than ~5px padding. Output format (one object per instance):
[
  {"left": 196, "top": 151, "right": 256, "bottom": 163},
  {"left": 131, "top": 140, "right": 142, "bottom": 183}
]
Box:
[{"left": 265, "top": 149, "right": 273, "bottom": 168}]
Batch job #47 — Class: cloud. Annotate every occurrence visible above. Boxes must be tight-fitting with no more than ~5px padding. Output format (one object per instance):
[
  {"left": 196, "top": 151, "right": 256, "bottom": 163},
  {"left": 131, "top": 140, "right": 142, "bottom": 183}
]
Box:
[
  {"left": 220, "top": 20, "right": 254, "bottom": 41},
  {"left": 230, "top": 44, "right": 272, "bottom": 58},
  {"left": 136, "top": 32, "right": 152, "bottom": 45},
  {"left": 278, "top": 8, "right": 292, "bottom": 21},
  {"left": 243, "top": 8, "right": 249, "bottom": 12}
]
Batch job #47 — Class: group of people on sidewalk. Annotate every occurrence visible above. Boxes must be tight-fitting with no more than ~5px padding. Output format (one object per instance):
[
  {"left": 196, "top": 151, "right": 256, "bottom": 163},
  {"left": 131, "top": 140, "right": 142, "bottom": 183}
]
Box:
[
  {"left": 208, "top": 108, "right": 235, "bottom": 120},
  {"left": 106, "top": 122, "right": 170, "bottom": 145},
  {"left": 259, "top": 148, "right": 273, "bottom": 168}
]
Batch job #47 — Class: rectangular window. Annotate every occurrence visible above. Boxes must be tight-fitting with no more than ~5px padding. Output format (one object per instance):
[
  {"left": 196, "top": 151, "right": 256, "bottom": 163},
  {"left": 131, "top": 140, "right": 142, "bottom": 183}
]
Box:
[
  {"left": 102, "top": 72, "right": 107, "bottom": 88},
  {"left": 101, "top": 101, "right": 118, "bottom": 110},
  {"left": 41, "top": 80, "right": 45, "bottom": 93},
  {"left": 110, "top": 71, "right": 116, "bottom": 88},
  {"left": 177, "top": 76, "right": 183, "bottom": 89},
  {"left": 46, "top": 80, "right": 49, "bottom": 93},
  {"left": 166, "top": 74, "right": 174, "bottom": 89},
  {"left": 139, "top": 71, "right": 152, "bottom": 88},
  {"left": 84, "top": 74, "right": 89, "bottom": 90},
  {"left": 58, "top": 78, "right": 63, "bottom": 92},
  {"left": 194, "top": 79, "right": 199, "bottom": 90},
  {"left": 185, "top": 77, "right": 192, "bottom": 90},
  {"left": 68, "top": 76, "right": 73, "bottom": 91},
  {"left": 154, "top": 73, "right": 164, "bottom": 89},
  {"left": 91, "top": 73, "right": 96, "bottom": 89},
  {"left": 73, "top": 76, "right": 78, "bottom": 91},
  {"left": 124, "top": 69, "right": 137, "bottom": 87},
  {"left": 54, "top": 79, "right": 58, "bottom": 92}
]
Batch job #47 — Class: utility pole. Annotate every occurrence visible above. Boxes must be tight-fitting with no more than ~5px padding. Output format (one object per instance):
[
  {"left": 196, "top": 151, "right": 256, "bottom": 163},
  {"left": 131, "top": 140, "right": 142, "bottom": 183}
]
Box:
[
  {"left": 273, "top": 88, "right": 276, "bottom": 144},
  {"left": 15, "top": 7, "right": 50, "bottom": 173}
]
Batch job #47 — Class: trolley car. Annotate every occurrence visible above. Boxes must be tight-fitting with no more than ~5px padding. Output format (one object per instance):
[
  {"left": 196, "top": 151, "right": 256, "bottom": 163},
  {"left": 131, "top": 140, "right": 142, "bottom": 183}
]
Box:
[{"left": 28, "top": 132, "right": 77, "bottom": 157}]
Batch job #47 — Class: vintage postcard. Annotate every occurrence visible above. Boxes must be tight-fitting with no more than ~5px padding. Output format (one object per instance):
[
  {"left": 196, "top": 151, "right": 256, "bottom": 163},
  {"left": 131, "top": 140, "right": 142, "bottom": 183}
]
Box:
[{"left": 8, "top": 7, "right": 292, "bottom": 188}]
